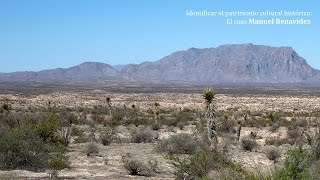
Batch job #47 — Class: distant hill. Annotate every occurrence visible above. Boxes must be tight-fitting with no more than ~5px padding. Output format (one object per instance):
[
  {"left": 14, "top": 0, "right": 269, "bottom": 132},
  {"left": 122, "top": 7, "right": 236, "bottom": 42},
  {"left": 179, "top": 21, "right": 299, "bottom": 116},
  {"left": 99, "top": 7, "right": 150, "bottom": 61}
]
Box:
[
  {"left": 0, "top": 62, "right": 118, "bottom": 80},
  {"left": 1, "top": 44, "right": 319, "bottom": 84}
]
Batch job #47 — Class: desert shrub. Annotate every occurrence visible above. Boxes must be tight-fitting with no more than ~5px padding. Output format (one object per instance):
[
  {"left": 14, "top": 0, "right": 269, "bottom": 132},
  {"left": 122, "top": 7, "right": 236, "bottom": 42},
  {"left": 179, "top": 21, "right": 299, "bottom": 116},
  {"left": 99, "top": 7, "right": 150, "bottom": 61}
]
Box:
[
  {"left": 240, "top": 138, "right": 257, "bottom": 152},
  {"left": 157, "top": 133, "right": 200, "bottom": 154},
  {"left": 158, "top": 109, "right": 196, "bottom": 127},
  {"left": 0, "top": 127, "right": 48, "bottom": 170},
  {"left": 171, "top": 150, "right": 254, "bottom": 180},
  {"left": 160, "top": 117, "right": 180, "bottom": 127},
  {"left": 91, "top": 113, "right": 105, "bottom": 125},
  {"left": 265, "top": 137, "right": 290, "bottom": 146},
  {"left": 122, "top": 153, "right": 156, "bottom": 176},
  {"left": 108, "top": 107, "right": 140, "bottom": 126},
  {"left": 48, "top": 149, "right": 69, "bottom": 170},
  {"left": 0, "top": 112, "right": 24, "bottom": 129},
  {"left": 174, "top": 109, "right": 196, "bottom": 124},
  {"left": 91, "top": 105, "right": 108, "bottom": 116},
  {"left": 243, "top": 116, "right": 267, "bottom": 128},
  {"left": 130, "top": 127, "right": 154, "bottom": 143},
  {"left": 59, "top": 111, "right": 79, "bottom": 125},
  {"left": 0, "top": 124, "right": 68, "bottom": 171},
  {"left": 266, "top": 147, "right": 280, "bottom": 162},
  {"left": 209, "top": 164, "right": 256, "bottom": 180},
  {"left": 218, "top": 117, "right": 236, "bottom": 133},
  {"left": 100, "top": 127, "right": 114, "bottom": 146},
  {"left": 287, "top": 128, "right": 301, "bottom": 144},
  {"left": 0, "top": 102, "right": 11, "bottom": 112},
  {"left": 34, "top": 112, "right": 60, "bottom": 143},
  {"left": 74, "top": 133, "right": 89, "bottom": 143},
  {"left": 70, "top": 126, "right": 84, "bottom": 136},
  {"left": 85, "top": 142, "right": 99, "bottom": 156},
  {"left": 272, "top": 146, "right": 314, "bottom": 179}
]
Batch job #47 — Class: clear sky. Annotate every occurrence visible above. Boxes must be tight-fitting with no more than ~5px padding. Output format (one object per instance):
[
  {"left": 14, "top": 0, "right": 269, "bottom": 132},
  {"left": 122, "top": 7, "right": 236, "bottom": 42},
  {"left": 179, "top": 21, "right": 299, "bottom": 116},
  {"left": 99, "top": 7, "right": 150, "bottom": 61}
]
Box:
[{"left": 0, "top": 0, "right": 319, "bottom": 72}]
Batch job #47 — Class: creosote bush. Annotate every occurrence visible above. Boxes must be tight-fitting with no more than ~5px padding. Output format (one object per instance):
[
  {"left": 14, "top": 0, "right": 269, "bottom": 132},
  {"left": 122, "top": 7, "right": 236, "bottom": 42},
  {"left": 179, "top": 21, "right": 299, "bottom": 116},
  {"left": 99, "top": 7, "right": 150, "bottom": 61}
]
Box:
[
  {"left": 0, "top": 107, "right": 69, "bottom": 172},
  {"left": 130, "top": 126, "right": 154, "bottom": 143},
  {"left": 157, "top": 133, "right": 201, "bottom": 154}
]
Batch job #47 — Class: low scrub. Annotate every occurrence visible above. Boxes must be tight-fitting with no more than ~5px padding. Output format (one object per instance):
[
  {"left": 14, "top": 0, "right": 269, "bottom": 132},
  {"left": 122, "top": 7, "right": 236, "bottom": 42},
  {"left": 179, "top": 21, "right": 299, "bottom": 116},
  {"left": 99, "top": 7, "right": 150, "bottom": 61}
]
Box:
[
  {"left": 170, "top": 150, "right": 255, "bottom": 179},
  {"left": 0, "top": 125, "right": 68, "bottom": 171},
  {"left": 265, "top": 147, "right": 280, "bottom": 161},
  {"left": 130, "top": 126, "right": 154, "bottom": 143},
  {"left": 85, "top": 142, "right": 99, "bottom": 156},
  {"left": 122, "top": 153, "right": 158, "bottom": 177},
  {"left": 157, "top": 133, "right": 201, "bottom": 154},
  {"left": 240, "top": 138, "right": 257, "bottom": 152}
]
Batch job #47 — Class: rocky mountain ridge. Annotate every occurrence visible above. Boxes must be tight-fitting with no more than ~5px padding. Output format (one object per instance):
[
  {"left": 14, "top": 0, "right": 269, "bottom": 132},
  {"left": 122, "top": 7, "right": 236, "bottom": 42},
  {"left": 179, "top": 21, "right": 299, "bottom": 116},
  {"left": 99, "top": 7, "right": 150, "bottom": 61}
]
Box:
[{"left": 1, "top": 44, "right": 319, "bottom": 84}]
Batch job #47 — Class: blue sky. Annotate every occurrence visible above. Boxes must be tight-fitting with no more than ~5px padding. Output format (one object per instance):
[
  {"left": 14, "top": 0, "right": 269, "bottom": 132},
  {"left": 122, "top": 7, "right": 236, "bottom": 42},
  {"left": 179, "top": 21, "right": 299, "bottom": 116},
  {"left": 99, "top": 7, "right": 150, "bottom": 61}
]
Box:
[{"left": 0, "top": 0, "right": 319, "bottom": 72}]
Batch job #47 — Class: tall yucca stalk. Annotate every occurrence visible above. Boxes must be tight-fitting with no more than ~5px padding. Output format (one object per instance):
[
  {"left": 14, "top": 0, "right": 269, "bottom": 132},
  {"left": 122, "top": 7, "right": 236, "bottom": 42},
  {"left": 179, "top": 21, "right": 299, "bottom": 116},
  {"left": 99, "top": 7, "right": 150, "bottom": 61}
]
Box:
[{"left": 203, "top": 87, "right": 218, "bottom": 151}]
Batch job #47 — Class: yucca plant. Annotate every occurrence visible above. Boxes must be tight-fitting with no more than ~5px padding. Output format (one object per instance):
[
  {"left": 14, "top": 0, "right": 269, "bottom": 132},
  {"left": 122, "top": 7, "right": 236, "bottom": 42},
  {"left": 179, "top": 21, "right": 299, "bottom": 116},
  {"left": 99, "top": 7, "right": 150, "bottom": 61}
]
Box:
[
  {"left": 203, "top": 87, "right": 215, "bottom": 105},
  {"left": 106, "top": 97, "right": 112, "bottom": 116},
  {"left": 203, "top": 87, "right": 218, "bottom": 151}
]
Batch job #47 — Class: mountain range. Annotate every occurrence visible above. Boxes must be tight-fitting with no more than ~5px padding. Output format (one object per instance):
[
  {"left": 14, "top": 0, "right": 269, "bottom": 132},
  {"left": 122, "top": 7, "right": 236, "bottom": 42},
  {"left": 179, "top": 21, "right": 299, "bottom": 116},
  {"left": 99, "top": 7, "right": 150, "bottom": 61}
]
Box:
[{"left": 1, "top": 43, "right": 319, "bottom": 85}]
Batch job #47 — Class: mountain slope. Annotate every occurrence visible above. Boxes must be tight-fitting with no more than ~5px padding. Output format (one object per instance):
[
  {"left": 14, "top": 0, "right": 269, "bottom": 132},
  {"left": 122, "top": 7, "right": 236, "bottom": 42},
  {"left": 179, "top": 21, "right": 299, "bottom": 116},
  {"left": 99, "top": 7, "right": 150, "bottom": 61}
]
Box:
[
  {"left": 0, "top": 44, "right": 318, "bottom": 84},
  {"left": 0, "top": 62, "right": 118, "bottom": 80},
  {"left": 121, "top": 43, "right": 317, "bottom": 83}
]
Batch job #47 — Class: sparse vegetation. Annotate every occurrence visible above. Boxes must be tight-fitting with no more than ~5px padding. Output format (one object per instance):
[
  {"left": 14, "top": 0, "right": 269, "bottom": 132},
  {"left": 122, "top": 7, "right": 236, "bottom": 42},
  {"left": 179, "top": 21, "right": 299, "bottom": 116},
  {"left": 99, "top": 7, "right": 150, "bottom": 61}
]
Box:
[
  {"left": 157, "top": 133, "right": 201, "bottom": 154},
  {"left": 241, "top": 138, "right": 257, "bottom": 151},
  {"left": 1, "top": 89, "right": 320, "bottom": 179}
]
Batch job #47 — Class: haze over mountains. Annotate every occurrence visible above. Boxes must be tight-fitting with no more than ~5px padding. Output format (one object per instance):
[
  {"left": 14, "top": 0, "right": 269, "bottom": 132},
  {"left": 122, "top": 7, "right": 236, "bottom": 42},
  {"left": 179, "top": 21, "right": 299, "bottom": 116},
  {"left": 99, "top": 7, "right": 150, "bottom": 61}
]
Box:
[{"left": 1, "top": 44, "right": 319, "bottom": 85}]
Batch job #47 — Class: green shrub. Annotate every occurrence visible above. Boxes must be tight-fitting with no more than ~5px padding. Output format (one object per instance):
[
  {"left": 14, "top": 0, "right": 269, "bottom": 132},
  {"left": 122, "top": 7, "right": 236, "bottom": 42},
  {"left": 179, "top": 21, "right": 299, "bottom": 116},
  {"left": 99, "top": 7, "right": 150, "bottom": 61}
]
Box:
[
  {"left": 0, "top": 127, "right": 48, "bottom": 170},
  {"left": 171, "top": 150, "right": 254, "bottom": 179},
  {"left": 34, "top": 112, "right": 60, "bottom": 143},
  {"left": 271, "top": 146, "right": 314, "bottom": 179},
  {"left": 48, "top": 150, "right": 69, "bottom": 170},
  {"left": 0, "top": 124, "right": 67, "bottom": 171},
  {"left": 157, "top": 133, "right": 200, "bottom": 154}
]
